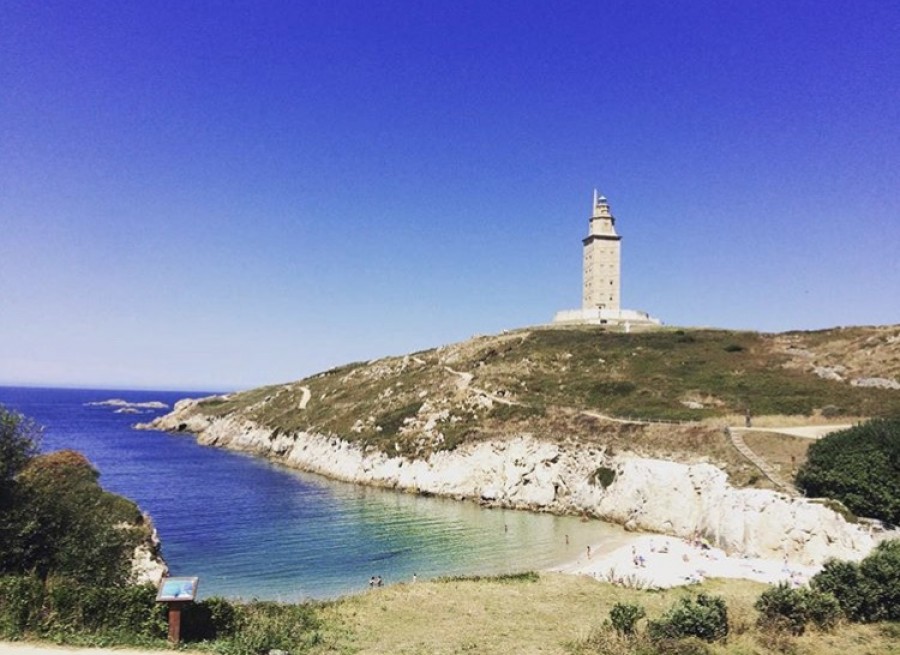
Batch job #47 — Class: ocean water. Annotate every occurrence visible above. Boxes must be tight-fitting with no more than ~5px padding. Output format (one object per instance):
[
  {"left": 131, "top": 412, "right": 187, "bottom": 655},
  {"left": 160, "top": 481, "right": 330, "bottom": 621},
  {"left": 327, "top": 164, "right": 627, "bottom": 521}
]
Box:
[{"left": 0, "top": 386, "right": 630, "bottom": 600}]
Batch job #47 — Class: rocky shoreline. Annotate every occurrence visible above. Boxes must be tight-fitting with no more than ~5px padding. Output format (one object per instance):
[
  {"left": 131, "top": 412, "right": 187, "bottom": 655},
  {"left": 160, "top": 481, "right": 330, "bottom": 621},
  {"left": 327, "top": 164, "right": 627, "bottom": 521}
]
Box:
[{"left": 139, "top": 397, "right": 876, "bottom": 567}]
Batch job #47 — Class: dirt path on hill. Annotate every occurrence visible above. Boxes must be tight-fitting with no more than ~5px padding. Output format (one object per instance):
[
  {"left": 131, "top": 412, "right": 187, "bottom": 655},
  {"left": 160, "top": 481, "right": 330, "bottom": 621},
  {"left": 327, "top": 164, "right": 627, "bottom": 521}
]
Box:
[
  {"left": 298, "top": 385, "right": 311, "bottom": 410},
  {"left": 732, "top": 424, "right": 852, "bottom": 439}
]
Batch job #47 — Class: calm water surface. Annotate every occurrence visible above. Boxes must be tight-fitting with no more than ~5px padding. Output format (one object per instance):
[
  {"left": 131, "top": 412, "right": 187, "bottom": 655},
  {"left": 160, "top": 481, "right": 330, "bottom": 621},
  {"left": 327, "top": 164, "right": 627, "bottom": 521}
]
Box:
[{"left": 0, "top": 386, "right": 629, "bottom": 600}]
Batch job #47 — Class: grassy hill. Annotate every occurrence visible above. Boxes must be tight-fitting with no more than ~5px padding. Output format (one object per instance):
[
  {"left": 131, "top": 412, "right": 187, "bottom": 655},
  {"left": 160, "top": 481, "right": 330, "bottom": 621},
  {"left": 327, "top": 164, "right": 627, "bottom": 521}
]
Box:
[{"left": 177, "top": 324, "right": 900, "bottom": 486}]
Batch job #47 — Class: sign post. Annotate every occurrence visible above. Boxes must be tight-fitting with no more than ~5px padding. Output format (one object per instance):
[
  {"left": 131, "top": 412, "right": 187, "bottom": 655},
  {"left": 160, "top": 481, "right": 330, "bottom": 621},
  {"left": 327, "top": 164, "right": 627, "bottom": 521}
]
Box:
[{"left": 156, "top": 576, "right": 199, "bottom": 645}]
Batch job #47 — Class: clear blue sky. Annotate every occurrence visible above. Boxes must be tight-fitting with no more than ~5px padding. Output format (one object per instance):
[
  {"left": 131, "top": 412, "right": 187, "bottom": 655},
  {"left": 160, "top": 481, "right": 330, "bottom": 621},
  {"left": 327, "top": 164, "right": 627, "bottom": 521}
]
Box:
[{"left": 2, "top": 1, "right": 898, "bottom": 391}]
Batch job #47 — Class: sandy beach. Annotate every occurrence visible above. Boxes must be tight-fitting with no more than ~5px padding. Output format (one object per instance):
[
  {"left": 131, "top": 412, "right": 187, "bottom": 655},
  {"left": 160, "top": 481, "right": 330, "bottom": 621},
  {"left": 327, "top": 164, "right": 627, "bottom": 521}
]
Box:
[{"left": 552, "top": 533, "right": 820, "bottom": 589}]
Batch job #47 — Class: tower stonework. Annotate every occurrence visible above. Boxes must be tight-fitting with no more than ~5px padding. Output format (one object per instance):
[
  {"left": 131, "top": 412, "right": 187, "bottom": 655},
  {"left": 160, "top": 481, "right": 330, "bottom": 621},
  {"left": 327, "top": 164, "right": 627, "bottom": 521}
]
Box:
[
  {"left": 553, "top": 190, "right": 660, "bottom": 328},
  {"left": 582, "top": 191, "right": 621, "bottom": 311}
]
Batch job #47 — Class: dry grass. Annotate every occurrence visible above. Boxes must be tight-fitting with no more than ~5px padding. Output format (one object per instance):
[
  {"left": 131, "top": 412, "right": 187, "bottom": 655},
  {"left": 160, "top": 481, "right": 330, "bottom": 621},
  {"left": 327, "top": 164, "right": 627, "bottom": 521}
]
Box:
[
  {"left": 170, "top": 324, "right": 900, "bottom": 489},
  {"left": 317, "top": 572, "right": 686, "bottom": 655},
  {"left": 311, "top": 574, "right": 899, "bottom": 655},
  {"left": 742, "top": 431, "right": 813, "bottom": 482}
]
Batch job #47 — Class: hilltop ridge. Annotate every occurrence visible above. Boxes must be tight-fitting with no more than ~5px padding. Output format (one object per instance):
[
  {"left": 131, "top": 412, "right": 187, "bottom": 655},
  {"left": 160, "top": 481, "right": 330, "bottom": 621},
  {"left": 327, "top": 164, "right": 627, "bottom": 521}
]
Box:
[{"left": 158, "top": 324, "right": 900, "bottom": 476}]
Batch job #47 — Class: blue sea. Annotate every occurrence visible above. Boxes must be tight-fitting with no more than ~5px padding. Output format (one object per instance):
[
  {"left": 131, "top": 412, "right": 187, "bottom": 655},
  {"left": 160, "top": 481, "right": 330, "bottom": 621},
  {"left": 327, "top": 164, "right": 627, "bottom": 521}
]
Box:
[{"left": 0, "top": 386, "right": 629, "bottom": 601}]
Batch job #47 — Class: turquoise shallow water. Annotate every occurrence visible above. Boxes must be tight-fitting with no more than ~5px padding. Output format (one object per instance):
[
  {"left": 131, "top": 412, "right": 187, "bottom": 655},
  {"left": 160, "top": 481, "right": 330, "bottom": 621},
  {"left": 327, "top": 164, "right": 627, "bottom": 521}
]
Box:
[{"left": 0, "top": 386, "right": 629, "bottom": 600}]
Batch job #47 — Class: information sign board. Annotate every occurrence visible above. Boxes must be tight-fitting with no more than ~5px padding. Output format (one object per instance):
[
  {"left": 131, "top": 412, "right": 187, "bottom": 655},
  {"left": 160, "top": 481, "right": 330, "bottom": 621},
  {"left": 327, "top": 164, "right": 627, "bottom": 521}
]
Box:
[{"left": 156, "top": 576, "right": 199, "bottom": 602}]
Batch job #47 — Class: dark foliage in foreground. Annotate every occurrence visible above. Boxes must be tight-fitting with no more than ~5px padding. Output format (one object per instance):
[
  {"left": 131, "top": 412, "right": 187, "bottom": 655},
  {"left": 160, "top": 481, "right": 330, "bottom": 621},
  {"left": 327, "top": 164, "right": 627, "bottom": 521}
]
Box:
[
  {"left": 0, "top": 405, "right": 148, "bottom": 585},
  {"left": 647, "top": 593, "right": 729, "bottom": 643},
  {"left": 796, "top": 418, "right": 900, "bottom": 524},
  {"left": 755, "top": 583, "right": 841, "bottom": 634},
  {"left": 812, "top": 539, "right": 900, "bottom": 622},
  {"left": 0, "top": 574, "right": 323, "bottom": 654}
]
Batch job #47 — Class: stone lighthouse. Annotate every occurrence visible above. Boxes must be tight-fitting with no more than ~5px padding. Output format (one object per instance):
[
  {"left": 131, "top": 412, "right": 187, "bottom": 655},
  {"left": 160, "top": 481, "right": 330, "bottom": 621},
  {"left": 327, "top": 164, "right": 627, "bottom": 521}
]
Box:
[
  {"left": 582, "top": 190, "right": 621, "bottom": 312},
  {"left": 553, "top": 190, "right": 660, "bottom": 327}
]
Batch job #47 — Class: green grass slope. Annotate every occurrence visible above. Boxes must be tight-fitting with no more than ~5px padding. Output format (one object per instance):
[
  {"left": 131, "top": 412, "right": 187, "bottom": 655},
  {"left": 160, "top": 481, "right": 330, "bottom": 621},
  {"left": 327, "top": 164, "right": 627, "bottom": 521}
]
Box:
[{"left": 174, "top": 325, "right": 900, "bottom": 482}]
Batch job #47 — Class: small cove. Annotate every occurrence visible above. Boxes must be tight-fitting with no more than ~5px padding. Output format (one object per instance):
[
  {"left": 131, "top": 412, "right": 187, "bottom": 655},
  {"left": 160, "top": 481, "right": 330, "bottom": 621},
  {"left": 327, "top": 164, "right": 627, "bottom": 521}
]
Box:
[{"left": 0, "top": 386, "right": 631, "bottom": 600}]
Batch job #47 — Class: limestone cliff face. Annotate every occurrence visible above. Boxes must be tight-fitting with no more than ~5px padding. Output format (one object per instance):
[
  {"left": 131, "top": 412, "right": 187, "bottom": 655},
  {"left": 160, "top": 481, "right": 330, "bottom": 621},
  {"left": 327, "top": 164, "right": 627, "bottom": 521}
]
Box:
[
  {"left": 143, "top": 399, "right": 874, "bottom": 566},
  {"left": 131, "top": 515, "right": 168, "bottom": 586}
]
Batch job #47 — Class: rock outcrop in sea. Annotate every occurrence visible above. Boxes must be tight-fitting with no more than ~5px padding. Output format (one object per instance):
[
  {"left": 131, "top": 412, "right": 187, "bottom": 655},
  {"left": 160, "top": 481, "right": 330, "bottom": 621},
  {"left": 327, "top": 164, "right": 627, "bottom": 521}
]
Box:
[{"left": 141, "top": 397, "right": 875, "bottom": 567}]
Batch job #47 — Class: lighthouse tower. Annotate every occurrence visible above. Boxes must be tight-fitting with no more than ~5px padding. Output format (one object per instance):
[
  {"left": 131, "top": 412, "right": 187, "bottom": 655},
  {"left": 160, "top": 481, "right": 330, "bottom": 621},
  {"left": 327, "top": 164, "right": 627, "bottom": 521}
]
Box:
[
  {"left": 552, "top": 190, "right": 660, "bottom": 327},
  {"left": 582, "top": 190, "right": 621, "bottom": 312}
]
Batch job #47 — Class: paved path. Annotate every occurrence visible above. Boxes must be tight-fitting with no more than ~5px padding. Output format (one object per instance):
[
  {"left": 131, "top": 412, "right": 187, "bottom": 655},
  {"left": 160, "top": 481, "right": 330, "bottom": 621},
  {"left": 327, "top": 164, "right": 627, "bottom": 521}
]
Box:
[
  {"left": 732, "top": 424, "right": 852, "bottom": 440},
  {"left": 0, "top": 643, "right": 188, "bottom": 655}
]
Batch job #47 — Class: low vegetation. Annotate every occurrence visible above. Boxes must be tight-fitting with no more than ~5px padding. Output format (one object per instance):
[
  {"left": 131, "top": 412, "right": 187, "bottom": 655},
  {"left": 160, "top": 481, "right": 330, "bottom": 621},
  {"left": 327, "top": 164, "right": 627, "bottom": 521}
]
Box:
[
  {"left": 571, "top": 542, "right": 900, "bottom": 655},
  {"left": 167, "top": 325, "right": 900, "bottom": 489}
]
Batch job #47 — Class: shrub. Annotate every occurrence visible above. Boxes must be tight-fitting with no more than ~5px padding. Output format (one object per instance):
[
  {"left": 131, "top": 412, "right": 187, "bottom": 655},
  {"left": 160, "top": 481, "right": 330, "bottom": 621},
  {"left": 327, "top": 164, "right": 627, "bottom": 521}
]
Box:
[
  {"left": 224, "top": 602, "right": 322, "bottom": 655},
  {"left": 804, "top": 589, "right": 842, "bottom": 630},
  {"left": 609, "top": 602, "right": 645, "bottom": 635},
  {"left": 796, "top": 418, "right": 900, "bottom": 524},
  {"left": 811, "top": 540, "right": 900, "bottom": 622},
  {"left": 810, "top": 559, "right": 870, "bottom": 622},
  {"left": 12, "top": 450, "right": 144, "bottom": 585},
  {"left": 755, "top": 583, "right": 841, "bottom": 634},
  {"left": 0, "top": 575, "right": 43, "bottom": 637},
  {"left": 590, "top": 466, "right": 617, "bottom": 488},
  {"left": 647, "top": 593, "right": 728, "bottom": 643},
  {"left": 0, "top": 575, "right": 164, "bottom": 641},
  {"left": 182, "top": 596, "right": 239, "bottom": 641},
  {"left": 857, "top": 539, "right": 900, "bottom": 621}
]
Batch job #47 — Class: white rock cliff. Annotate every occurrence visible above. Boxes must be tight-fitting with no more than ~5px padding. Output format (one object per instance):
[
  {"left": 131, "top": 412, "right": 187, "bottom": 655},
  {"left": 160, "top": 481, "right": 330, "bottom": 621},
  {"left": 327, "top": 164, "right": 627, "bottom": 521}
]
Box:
[{"left": 142, "top": 399, "right": 874, "bottom": 566}]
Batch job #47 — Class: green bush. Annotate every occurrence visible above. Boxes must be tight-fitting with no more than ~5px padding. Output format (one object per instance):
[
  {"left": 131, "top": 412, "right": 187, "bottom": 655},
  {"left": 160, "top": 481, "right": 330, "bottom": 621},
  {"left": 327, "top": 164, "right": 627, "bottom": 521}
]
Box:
[
  {"left": 810, "top": 559, "right": 870, "bottom": 622},
  {"left": 0, "top": 575, "right": 164, "bottom": 641},
  {"left": 804, "top": 589, "right": 842, "bottom": 631},
  {"left": 647, "top": 593, "right": 728, "bottom": 643},
  {"left": 0, "top": 575, "right": 43, "bottom": 637},
  {"left": 811, "top": 540, "right": 900, "bottom": 622},
  {"left": 181, "top": 596, "right": 239, "bottom": 641},
  {"left": 609, "top": 602, "right": 645, "bottom": 635},
  {"left": 755, "top": 583, "right": 841, "bottom": 634},
  {"left": 10, "top": 450, "right": 144, "bottom": 585},
  {"left": 222, "top": 602, "right": 322, "bottom": 655},
  {"left": 590, "top": 466, "right": 617, "bottom": 488},
  {"left": 796, "top": 418, "right": 900, "bottom": 524}
]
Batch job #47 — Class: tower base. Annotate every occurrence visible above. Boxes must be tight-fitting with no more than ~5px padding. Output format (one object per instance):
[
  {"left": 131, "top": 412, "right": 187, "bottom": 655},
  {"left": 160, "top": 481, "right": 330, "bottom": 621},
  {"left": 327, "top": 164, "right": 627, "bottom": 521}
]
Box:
[{"left": 552, "top": 307, "right": 662, "bottom": 328}]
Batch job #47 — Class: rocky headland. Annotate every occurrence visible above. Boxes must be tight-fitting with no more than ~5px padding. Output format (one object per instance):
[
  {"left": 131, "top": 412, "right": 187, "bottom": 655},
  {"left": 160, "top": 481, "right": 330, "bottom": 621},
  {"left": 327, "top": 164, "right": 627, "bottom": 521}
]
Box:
[{"left": 139, "top": 325, "right": 900, "bottom": 569}]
